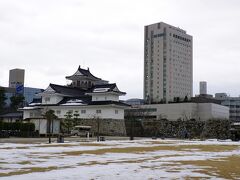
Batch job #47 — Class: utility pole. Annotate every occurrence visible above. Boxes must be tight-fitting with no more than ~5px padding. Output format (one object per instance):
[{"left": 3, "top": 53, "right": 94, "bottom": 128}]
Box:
[
  {"left": 97, "top": 117, "right": 100, "bottom": 142},
  {"left": 130, "top": 116, "right": 134, "bottom": 140}
]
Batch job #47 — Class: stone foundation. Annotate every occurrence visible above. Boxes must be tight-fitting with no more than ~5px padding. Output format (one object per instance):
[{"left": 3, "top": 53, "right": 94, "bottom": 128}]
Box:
[
  {"left": 76, "top": 119, "right": 126, "bottom": 136},
  {"left": 125, "top": 118, "right": 231, "bottom": 139}
]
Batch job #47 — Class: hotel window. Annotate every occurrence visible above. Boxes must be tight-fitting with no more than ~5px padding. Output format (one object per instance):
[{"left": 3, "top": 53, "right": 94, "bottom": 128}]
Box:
[
  {"left": 81, "top": 110, "right": 86, "bottom": 114},
  {"left": 56, "top": 110, "right": 61, "bottom": 115},
  {"left": 115, "top": 110, "right": 118, "bottom": 114}
]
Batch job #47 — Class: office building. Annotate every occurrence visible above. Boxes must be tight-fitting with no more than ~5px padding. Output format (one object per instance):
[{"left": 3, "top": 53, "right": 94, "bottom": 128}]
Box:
[
  {"left": 1, "top": 68, "right": 42, "bottom": 107},
  {"left": 200, "top": 81, "right": 207, "bottom": 95},
  {"left": 9, "top": 68, "right": 25, "bottom": 88},
  {"left": 144, "top": 22, "right": 193, "bottom": 103},
  {"left": 215, "top": 93, "right": 240, "bottom": 122},
  {"left": 3, "top": 87, "right": 42, "bottom": 107}
]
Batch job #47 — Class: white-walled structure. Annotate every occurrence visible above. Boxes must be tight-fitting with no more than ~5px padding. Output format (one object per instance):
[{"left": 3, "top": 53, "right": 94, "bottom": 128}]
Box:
[
  {"left": 20, "top": 66, "right": 128, "bottom": 135},
  {"left": 133, "top": 102, "right": 229, "bottom": 121}
]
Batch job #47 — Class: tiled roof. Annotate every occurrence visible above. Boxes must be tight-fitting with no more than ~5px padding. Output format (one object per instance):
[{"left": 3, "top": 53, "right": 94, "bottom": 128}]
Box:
[
  {"left": 90, "top": 83, "right": 126, "bottom": 95},
  {"left": 57, "top": 96, "right": 91, "bottom": 105},
  {"left": 49, "top": 84, "right": 86, "bottom": 97},
  {"left": 88, "top": 101, "right": 130, "bottom": 107},
  {"left": 66, "top": 66, "right": 101, "bottom": 80}
]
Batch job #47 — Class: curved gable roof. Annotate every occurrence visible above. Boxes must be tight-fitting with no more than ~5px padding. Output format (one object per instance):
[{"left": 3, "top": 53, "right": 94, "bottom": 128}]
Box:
[
  {"left": 66, "top": 66, "right": 101, "bottom": 80},
  {"left": 90, "top": 83, "right": 126, "bottom": 95}
]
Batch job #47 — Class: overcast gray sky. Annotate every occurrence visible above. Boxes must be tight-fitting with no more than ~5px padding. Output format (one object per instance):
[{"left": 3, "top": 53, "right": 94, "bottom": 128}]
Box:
[{"left": 0, "top": 0, "right": 240, "bottom": 99}]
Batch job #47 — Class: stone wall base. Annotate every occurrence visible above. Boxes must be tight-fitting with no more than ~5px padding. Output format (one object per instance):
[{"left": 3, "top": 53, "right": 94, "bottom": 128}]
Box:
[{"left": 76, "top": 119, "right": 126, "bottom": 136}]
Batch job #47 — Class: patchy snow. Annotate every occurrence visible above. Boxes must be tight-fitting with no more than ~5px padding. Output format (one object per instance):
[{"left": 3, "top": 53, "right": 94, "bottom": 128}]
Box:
[
  {"left": 0, "top": 139, "right": 239, "bottom": 180},
  {"left": 19, "top": 107, "right": 42, "bottom": 110},
  {"left": 29, "top": 103, "right": 42, "bottom": 106},
  {"left": 93, "top": 88, "right": 110, "bottom": 93},
  {"left": 61, "top": 103, "right": 85, "bottom": 106},
  {"left": 61, "top": 99, "right": 86, "bottom": 106}
]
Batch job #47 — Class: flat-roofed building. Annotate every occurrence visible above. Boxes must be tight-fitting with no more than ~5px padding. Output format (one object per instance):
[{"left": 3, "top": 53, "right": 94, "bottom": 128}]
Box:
[
  {"left": 127, "top": 102, "right": 229, "bottom": 121},
  {"left": 144, "top": 22, "right": 193, "bottom": 103},
  {"left": 9, "top": 68, "right": 25, "bottom": 88}
]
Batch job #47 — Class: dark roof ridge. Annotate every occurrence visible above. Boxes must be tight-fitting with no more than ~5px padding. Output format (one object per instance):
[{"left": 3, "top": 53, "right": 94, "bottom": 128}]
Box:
[
  {"left": 66, "top": 65, "right": 101, "bottom": 80},
  {"left": 48, "top": 83, "right": 87, "bottom": 96},
  {"left": 49, "top": 83, "right": 85, "bottom": 91}
]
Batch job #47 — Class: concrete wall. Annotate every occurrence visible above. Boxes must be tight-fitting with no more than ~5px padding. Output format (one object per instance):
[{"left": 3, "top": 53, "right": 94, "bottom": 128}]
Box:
[
  {"left": 92, "top": 94, "right": 119, "bottom": 101},
  {"left": 138, "top": 103, "right": 229, "bottom": 121},
  {"left": 198, "top": 103, "right": 229, "bottom": 120}
]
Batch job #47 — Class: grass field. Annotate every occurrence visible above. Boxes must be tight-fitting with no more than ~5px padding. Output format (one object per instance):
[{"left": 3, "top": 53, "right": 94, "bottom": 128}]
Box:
[{"left": 0, "top": 139, "right": 239, "bottom": 179}]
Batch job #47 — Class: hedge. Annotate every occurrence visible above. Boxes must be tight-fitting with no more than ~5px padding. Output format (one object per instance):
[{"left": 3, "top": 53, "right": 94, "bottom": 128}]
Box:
[{"left": 0, "top": 121, "right": 35, "bottom": 132}]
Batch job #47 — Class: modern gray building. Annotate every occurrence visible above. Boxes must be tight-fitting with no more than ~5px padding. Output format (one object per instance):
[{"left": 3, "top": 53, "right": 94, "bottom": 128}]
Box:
[
  {"left": 3, "top": 87, "right": 43, "bottom": 107},
  {"left": 9, "top": 68, "right": 25, "bottom": 88},
  {"left": 215, "top": 93, "right": 240, "bottom": 122},
  {"left": 200, "top": 81, "right": 207, "bottom": 95},
  {"left": 144, "top": 22, "right": 193, "bottom": 103},
  {"left": 3, "top": 68, "right": 42, "bottom": 107}
]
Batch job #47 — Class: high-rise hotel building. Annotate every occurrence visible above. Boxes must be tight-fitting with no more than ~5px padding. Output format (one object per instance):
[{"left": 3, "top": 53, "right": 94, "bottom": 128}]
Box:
[{"left": 144, "top": 22, "right": 193, "bottom": 103}]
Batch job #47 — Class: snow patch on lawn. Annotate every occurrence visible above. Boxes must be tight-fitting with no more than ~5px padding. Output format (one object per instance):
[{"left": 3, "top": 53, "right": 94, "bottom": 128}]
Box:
[{"left": 0, "top": 139, "right": 239, "bottom": 179}]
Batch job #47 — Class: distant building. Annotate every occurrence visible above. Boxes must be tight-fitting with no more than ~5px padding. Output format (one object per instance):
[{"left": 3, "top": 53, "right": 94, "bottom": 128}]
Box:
[
  {"left": 0, "top": 112, "right": 23, "bottom": 122},
  {"left": 4, "top": 87, "right": 16, "bottom": 107},
  {"left": 195, "top": 81, "right": 213, "bottom": 99},
  {"left": 23, "top": 87, "right": 43, "bottom": 105},
  {"left": 2, "top": 68, "right": 42, "bottom": 107},
  {"left": 144, "top": 22, "right": 193, "bottom": 103},
  {"left": 3, "top": 87, "right": 43, "bottom": 107},
  {"left": 215, "top": 93, "right": 240, "bottom": 122},
  {"left": 125, "top": 99, "right": 144, "bottom": 106},
  {"left": 200, "top": 81, "right": 207, "bottom": 95},
  {"left": 9, "top": 69, "right": 25, "bottom": 88}
]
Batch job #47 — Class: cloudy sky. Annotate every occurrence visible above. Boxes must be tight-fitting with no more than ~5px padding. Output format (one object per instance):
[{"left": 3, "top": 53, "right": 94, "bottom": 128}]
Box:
[{"left": 0, "top": 0, "right": 240, "bottom": 99}]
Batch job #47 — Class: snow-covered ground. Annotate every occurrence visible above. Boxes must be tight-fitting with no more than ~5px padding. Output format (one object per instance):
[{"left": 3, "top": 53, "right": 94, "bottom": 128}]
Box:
[{"left": 0, "top": 139, "right": 240, "bottom": 179}]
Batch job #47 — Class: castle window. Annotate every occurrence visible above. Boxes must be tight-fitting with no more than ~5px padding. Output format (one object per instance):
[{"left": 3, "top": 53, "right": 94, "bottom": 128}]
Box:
[
  {"left": 45, "top": 97, "right": 50, "bottom": 102},
  {"left": 96, "top": 110, "right": 101, "bottom": 114}
]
